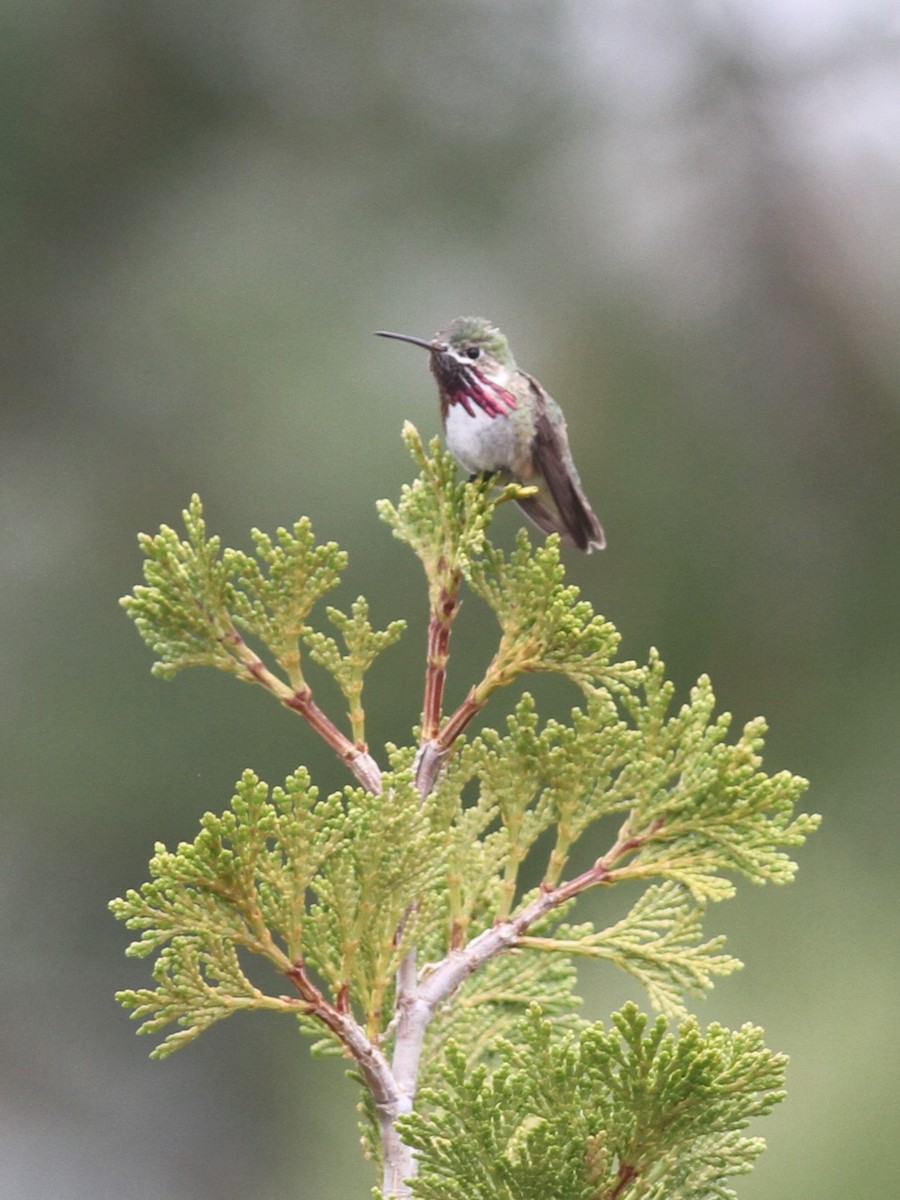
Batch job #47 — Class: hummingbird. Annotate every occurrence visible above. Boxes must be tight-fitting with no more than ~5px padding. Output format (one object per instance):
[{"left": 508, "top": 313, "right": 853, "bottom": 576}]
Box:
[{"left": 375, "top": 316, "right": 605, "bottom": 552}]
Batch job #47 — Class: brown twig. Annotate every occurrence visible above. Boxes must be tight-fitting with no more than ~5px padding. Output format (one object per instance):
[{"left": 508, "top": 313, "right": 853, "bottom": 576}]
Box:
[
  {"left": 421, "top": 572, "right": 463, "bottom": 741},
  {"left": 284, "top": 961, "right": 408, "bottom": 1185},
  {"left": 435, "top": 684, "right": 484, "bottom": 749},
  {"left": 411, "top": 677, "right": 490, "bottom": 794},
  {"left": 223, "top": 627, "right": 383, "bottom": 794}
]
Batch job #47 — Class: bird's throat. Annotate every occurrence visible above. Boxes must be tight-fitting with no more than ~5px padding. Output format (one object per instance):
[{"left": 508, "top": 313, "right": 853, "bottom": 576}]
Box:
[{"left": 435, "top": 363, "right": 519, "bottom": 420}]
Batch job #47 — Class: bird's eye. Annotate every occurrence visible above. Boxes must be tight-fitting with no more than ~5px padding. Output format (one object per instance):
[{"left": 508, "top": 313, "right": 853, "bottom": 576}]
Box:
[{"left": 466, "top": 347, "right": 481, "bottom": 360}]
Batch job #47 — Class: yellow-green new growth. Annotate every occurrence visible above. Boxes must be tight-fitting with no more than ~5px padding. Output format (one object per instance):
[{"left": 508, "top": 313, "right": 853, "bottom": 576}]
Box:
[{"left": 376, "top": 422, "right": 531, "bottom": 609}]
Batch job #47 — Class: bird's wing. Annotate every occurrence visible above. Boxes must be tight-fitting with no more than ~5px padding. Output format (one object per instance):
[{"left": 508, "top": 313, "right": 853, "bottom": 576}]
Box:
[{"left": 526, "top": 375, "right": 606, "bottom": 552}]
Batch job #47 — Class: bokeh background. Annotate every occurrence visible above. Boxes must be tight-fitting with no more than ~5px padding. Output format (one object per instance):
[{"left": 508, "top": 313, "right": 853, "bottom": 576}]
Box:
[{"left": 2, "top": 1, "right": 898, "bottom": 1196}]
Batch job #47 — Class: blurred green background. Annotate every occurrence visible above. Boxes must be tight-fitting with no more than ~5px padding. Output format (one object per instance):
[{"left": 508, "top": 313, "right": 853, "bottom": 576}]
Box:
[{"left": 2, "top": 1, "right": 898, "bottom": 1196}]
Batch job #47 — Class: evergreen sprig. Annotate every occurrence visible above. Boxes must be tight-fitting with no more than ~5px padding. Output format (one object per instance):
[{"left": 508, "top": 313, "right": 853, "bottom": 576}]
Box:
[
  {"left": 115, "top": 936, "right": 294, "bottom": 1057},
  {"left": 398, "top": 1004, "right": 786, "bottom": 1200},
  {"left": 121, "top": 494, "right": 243, "bottom": 678},
  {"left": 376, "top": 423, "right": 527, "bottom": 608},
  {"left": 523, "top": 883, "right": 741, "bottom": 1020},
  {"left": 122, "top": 495, "right": 349, "bottom": 686},
  {"left": 111, "top": 767, "right": 440, "bottom": 1053},
  {"left": 226, "top": 518, "right": 348, "bottom": 687},
  {"left": 304, "top": 597, "right": 406, "bottom": 744},
  {"left": 114, "top": 427, "right": 819, "bottom": 1197},
  {"left": 466, "top": 530, "right": 631, "bottom": 693},
  {"left": 120, "top": 495, "right": 393, "bottom": 790},
  {"left": 450, "top": 691, "right": 641, "bottom": 910},
  {"left": 610, "top": 653, "right": 817, "bottom": 901}
]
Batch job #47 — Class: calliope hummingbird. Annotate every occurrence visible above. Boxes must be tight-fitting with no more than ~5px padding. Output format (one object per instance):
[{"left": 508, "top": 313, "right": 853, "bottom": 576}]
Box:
[{"left": 376, "top": 316, "right": 605, "bottom": 552}]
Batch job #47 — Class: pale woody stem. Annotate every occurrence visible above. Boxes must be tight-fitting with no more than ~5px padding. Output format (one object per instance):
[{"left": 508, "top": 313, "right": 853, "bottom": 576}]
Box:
[
  {"left": 391, "top": 574, "right": 467, "bottom": 1192},
  {"left": 285, "top": 962, "right": 406, "bottom": 1181},
  {"left": 378, "top": 819, "right": 653, "bottom": 1195}
]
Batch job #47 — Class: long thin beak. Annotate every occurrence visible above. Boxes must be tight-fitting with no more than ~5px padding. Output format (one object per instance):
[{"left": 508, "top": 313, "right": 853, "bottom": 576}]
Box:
[{"left": 374, "top": 330, "right": 436, "bottom": 351}]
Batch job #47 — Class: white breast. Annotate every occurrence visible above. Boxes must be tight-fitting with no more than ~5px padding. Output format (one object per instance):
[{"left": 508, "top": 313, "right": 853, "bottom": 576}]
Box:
[{"left": 445, "top": 402, "right": 513, "bottom": 474}]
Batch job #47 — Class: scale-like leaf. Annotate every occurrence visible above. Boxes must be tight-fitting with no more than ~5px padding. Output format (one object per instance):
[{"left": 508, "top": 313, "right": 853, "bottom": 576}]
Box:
[{"left": 400, "top": 1005, "right": 787, "bottom": 1200}]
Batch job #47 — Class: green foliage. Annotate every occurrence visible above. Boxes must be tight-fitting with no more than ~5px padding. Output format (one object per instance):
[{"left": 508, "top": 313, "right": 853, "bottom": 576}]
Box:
[
  {"left": 121, "top": 494, "right": 244, "bottom": 678},
  {"left": 399, "top": 1005, "right": 787, "bottom": 1200},
  {"left": 115, "top": 427, "right": 819, "bottom": 1196},
  {"left": 527, "top": 883, "right": 742, "bottom": 1020},
  {"left": 445, "top": 691, "right": 640, "bottom": 910},
  {"left": 376, "top": 423, "right": 531, "bottom": 608},
  {"left": 423, "top": 678, "right": 817, "bottom": 935},
  {"left": 114, "top": 937, "right": 288, "bottom": 1057},
  {"left": 109, "top": 634, "right": 813, "bottom": 1054},
  {"left": 304, "top": 772, "right": 444, "bottom": 1028},
  {"left": 226, "top": 518, "right": 348, "bottom": 685},
  {"left": 466, "top": 530, "right": 633, "bottom": 694},
  {"left": 111, "top": 767, "right": 440, "bottom": 1054},
  {"left": 613, "top": 654, "right": 818, "bottom": 902},
  {"left": 304, "top": 597, "right": 406, "bottom": 743},
  {"left": 120, "top": 496, "right": 403, "bottom": 728}
]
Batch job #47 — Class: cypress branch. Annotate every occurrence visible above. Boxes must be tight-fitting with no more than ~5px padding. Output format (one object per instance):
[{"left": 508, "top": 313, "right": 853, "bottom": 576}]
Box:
[{"left": 114, "top": 426, "right": 819, "bottom": 1198}]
